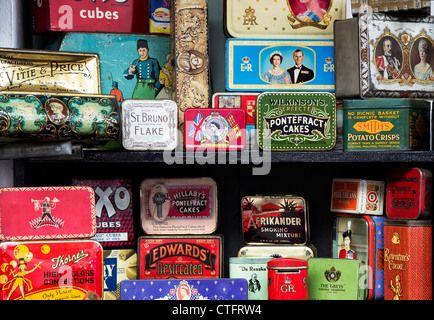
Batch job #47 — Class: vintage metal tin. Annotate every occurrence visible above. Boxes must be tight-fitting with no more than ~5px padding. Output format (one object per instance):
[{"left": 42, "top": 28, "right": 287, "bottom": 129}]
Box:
[
  {"left": 229, "top": 257, "right": 272, "bottom": 300},
  {"left": 120, "top": 278, "right": 247, "bottom": 300},
  {"left": 0, "top": 48, "right": 100, "bottom": 94},
  {"left": 150, "top": 0, "right": 171, "bottom": 33},
  {"left": 343, "top": 99, "right": 431, "bottom": 151},
  {"left": 267, "top": 258, "right": 308, "bottom": 300},
  {"left": 335, "top": 14, "right": 434, "bottom": 99},
  {"left": 384, "top": 219, "right": 432, "bottom": 300},
  {"left": 0, "top": 186, "right": 96, "bottom": 241},
  {"left": 332, "top": 214, "right": 385, "bottom": 300},
  {"left": 184, "top": 108, "right": 246, "bottom": 150},
  {"left": 0, "top": 0, "right": 29, "bottom": 48},
  {"left": 72, "top": 179, "right": 134, "bottom": 248},
  {"left": 0, "top": 240, "right": 103, "bottom": 300},
  {"left": 103, "top": 249, "right": 137, "bottom": 300},
  {"left": 237, "top": 244, "right": 317, "bottom": 260},
  {"left": 242, "top": 195, "right": 309, "bottom": 245},
  {"left": 225, "top": 0, "right": 346, "bottom": 39},
  {"left": 256, "top": 92, "right": 336, "bottom": 151},
  {"left": 351, "top": 0, "right": 431, "bottom": 14},
  {"left": 137, "top": 235, "right": 223, "bottom": 279},
  {"left": 212, "top": 92, "right": 257, "bottom": 125},
  {"left": 330, "top": 178, "right": 385, "bottom": 215},
  {"left": 226, "top": 39, "right": 335, "bottom": 92},
  {"left": 121, "top": 99, "right": 178, "bottom": 151},
  {"left": 386, "top": 168, "right": 432, "bottom": 219},
  {"left": 140, "top": 178, "right": 218, "bottom": 235}
]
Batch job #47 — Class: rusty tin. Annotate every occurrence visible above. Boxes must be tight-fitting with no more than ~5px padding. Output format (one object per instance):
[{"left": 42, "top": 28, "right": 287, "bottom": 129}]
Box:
[
  {"left": 267, "top": 258, "right": 308, "bottom": 300},
  {"left": 141, "top": 178, "right": 218, "bottom": 235},
  {"left": 238, "top": 244, "right": 317, "bottom": 260},
  {"left": 103, "top": 249, "right": 137, "bottom": 300},
  {"left": 137, "top": 235, "right": 223, "bottom": 279},
  {"left": 386, "top": 168, "right": 432, "bottom": 219},
  {"left": 0, "top": 186, "right": 96, "bottom": 241},
  {"left": 0, "top": 240, "right": 103, "bottom": 300}
]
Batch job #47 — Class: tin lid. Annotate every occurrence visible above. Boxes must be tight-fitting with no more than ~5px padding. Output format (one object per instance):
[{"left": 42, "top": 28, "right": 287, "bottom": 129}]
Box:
[
  {"left": 267, "top": 257, "right": 308, "bottom": 270},
  {"left": 229, "top": 257, "right": 274, "bottom": 264},
  {"left": 384, "top": 219, "right": 432, "bottom": 227},
  {"left": 343, "top": 98, "right": 429, "bottom": 110}
]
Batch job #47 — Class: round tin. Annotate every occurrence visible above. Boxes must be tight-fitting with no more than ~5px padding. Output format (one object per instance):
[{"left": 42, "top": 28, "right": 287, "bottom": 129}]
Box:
[{"left": 267, "top": 258, "right": 308, "bottom": 300}]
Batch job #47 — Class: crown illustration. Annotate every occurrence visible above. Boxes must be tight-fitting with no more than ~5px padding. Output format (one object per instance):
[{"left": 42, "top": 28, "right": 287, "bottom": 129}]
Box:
[
  {"left": 245, "top": 6, "right": 255, "bottom": 15},
  {"left": 284, "top": 276, "right": 292, "bottom": 284},
  {"left": 325, "top": 57, "right": 333, "bottom": 64},
  {"left": 242, "top": 56, "right": 250, "bottom": 63}
]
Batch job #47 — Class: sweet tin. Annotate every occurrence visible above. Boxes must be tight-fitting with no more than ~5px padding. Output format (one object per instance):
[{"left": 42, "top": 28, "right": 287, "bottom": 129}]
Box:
[
  {"left": 140, "top": 178, "right": 217, "bottom": 235},
  {"left": 335, "top": 14, "right": 434, "bottom": 99},
  {"left": 384, "top": 219, "right": 432, "bottom": 300},
  {"left": 137, "top": 235, "right": 223, "bottom": 279},
  {"left": 120, "top": 278, "right": 247, "bottom": 300},
  {"left": 184, "top": 108, "right": 246, "bottom": 150},
  {"left": 0, "top": 186, "right": 96, "bottom": 241},
  {"left": 103, "top": 249, "right": 137, "bottom": 300},
  {"left": 150, "top": 0, "right": 171, "bottom": 33},
  {"left": 267, "top": 258, "right": 308, "bottom": 300},
  {"left": 226, "top": 38, "right": 335, "bottom": 92},
  {"left": 237, "top": 244, "right": 317, "bottom": 260},
  {"left": 256, "top": 92, "right": 336, "bottom": 151},
  {"left": 72, "top": 179, "right": 134, "bottom": 248},
  {"left": 386, "top": 168, "right": 432, "bottom": 219},
  {"left": 212, "top": 92, "right": 258, "bottom": 125},
  {"left": 242, "top": 195, "right": 309, "bottom": 245},
  {"left": 0, "top": 240, "right": 103, "bottom": 300},
  {"left": 225, "top": 0, "right": 346, "bottom": 39}
]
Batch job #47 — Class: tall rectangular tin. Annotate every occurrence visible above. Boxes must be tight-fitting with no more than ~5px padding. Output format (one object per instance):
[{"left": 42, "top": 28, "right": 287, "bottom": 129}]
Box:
[
  {"left": 335, "top": 13, "right": 434, "bottom": 99},
  {"left": 137, "top": 235, "right": 223, "bottom": 279},
  {"left": 103, "top": 249, "right": 137, "bottom": 300},
  {"left": 237, "top": 244, "right": 317, "bottom": 260}
]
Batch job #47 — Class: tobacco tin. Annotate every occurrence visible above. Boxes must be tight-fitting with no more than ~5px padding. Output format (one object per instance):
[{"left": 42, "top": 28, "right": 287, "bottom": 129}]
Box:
[
  {"left": 237, "top": 244, "right": 317, "bottom": 260},
  {"left": 150, "top": 0, "right": 171, "bottom": 33},
  {"left": 120, "top": 278, "right": 247, "bottom": 300},
  {"left": 256, "top": 92, "right": 336, "bottom": 151},
  {"left": 103, "top": 249, "right": 137, "bottom": 300},
  {"left": 267, "top": 258, "right": 308, "bottom": 300},
  {"left": 140, "top": 178, "right": 218, "bottom": 234},
  {"left": 0, "top": 240, "right": 103, "bottom": 300},
  {"left": 137, "top": 235, "right": 223, "bottom": 279},
  {"left": 122, "top": 99, "right": 178, "bottom": 151},
  {"left": 0, "top": 186, "right": 96, "bottom": 241},
  {"left": 212, "top": 92, "right": 258, "bottom": 125},
  {"left": 225, "top": 0, "right": 346, "bottom": 39},
  {"left": 242, "top": 195, "right": 309, "bottom": 245},
  {"left": 72, "top": 179, "right": 134, "bottom": 248}
]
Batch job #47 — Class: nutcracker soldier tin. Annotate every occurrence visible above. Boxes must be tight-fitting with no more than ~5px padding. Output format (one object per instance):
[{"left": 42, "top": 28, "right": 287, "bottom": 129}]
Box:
[{"left": 267, "top": 258, "right": 308, "bottom": 300}]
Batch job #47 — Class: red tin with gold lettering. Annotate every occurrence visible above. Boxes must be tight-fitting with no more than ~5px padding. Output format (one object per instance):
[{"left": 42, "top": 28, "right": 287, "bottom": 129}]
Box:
[{"left": 267, "top": 258, "right": 308, "bottom": 300}]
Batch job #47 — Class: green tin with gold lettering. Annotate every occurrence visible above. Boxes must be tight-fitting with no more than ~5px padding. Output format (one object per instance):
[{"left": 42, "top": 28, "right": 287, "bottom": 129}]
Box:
[{"left": 256, "top": 92, "right": 336, "bottom": 151}]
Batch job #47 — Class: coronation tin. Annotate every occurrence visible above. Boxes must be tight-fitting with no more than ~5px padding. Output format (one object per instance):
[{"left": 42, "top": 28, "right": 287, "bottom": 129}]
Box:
[
  {"left": 330, "top": 178, "right": 385, "bottom": 215},
  {"left": 72, "top": 179, "right": 134, "bottom": 248},
  {"left": 238, "top": 244, "right": 317, "bottom": 260},
  {"left": 120, "top": 278, "right": 247, "bottom": 300},
  {"left": 0, "top": 240, "right": 103, "bottom": 300},
  {"left": 137, "top": 235, "right": 223, "bottom": 279},
  {"left": 384, "top": 219, "right": 432, "bottom": 300},
  {"left": 267, "top": 258, "right": 308, "bottom": 300},
  {"left": 256, "top": 92, "right": 336, "bottom": 151},
  {"left": 0, "top": 186, "right": 96, "bottom": 241},
  {"left": 226, "top": 38, "right": 335, "bottom": 92},
  {"left": 242, "top": 195, "right": 309, "bottom": 245},
  {"left": 386, "top": 168, "right": 432, "bottom": 219},
  {"left": 103, "top": 249, "right": 137, "bottom": 300},
  {"left": 335, "top": 13, "right": 434, "bottom": 99}
]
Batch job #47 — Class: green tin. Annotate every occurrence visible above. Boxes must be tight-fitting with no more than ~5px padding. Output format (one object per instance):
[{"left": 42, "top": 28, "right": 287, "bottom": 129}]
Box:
[
  {"left": 256, "top": 92, "right": 336, "bottom": 151},
  {"left": 343, "top": 99, "right": 430, "bottom": 151}
]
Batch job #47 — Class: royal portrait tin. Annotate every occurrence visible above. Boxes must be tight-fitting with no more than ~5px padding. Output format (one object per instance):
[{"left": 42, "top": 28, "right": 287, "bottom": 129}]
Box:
[
  {"left": 386, "top": 168, "right": 432, "bottom": 219},
  {"left": 238, "top": 244, "right": 317, "bottom": 260},
  {"left": 384, "top": 219, "right": 432, "bottom": 300},
  {"left": 0, "top": 240, "right": 103, "bottom": 300},
  {"left": 0, "top": 186, "right": 96, "bottom": 241},
  {"left": 140, "top": 178, "right": 218, "bottom": 235},
  {"left": 103, "top": 249, "right": 137, "bottom": 300},
  {"left": 267, "top": 258, "right": 308, "bottom": 300}
]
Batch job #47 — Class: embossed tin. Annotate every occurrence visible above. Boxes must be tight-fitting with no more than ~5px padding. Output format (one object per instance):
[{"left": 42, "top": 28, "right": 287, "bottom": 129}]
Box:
[
  {"left": 267, "top": 258, "right": 308, "bottom": 300},
  {"left": 0, "top": 186, "right": 96, "bottom": 241},
  {"left": 335, "top": 14, "right": 434, "bottom": 99},
  {"left": 212, "top": 92, "right": 258, "bottom": 125},
  {"left": 226, "top": 39, "right": 335, "bottom": 92},
  {"left": 140, "top": 178, "right": 217, "bottom": 235},
  {"left": 237, "top": 245, "right": 317, "bottom": 260},
  {"left": 0, "top": 240, "right": 103, "bottom": 300},
  {"left": 256, "top": 92, "right": 336, "bottom": 151},
  {"left": 225, "top": 0, "right": 346, "bottom": 39},
  {"left": 0, "top": 48, "right": 100, "bottom": 94},
  {"left": 137, "top": 235, "right": 223, "bottom": 279},
  {"left": 103, "top": 249, "right": 137, "bottom": 300},
  {"left": 242, "top": 195, "right": 309, "bottom": 245}
]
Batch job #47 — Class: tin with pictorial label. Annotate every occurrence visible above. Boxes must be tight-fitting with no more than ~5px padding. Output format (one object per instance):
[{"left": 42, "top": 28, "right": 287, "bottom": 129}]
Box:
[
  {"left": 267, "top": 258, "right": 308, "bottom": 300},
  {"left": 103, "top": 249, "right": 137, "bottom": 300}
]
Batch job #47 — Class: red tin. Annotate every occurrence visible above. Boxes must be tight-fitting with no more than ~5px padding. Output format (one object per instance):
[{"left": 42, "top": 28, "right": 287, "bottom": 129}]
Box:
[
  {"left": 267, "top": 258, "right": 308, "bottom": 300},
  {"left": 384, "top": 219, "right": 432, "bottom": 300},
  {"left": 0, "top": 186, "right": 96, "bottom": 241},
  {"left": 386, "top": 168, "right": 432, "bottom": 219},
  {"left": 212, "top": 92, "right": 258, "bottom": 125},
  {"left": 0, "top": 240, "right": 103, "bottom": 300}
]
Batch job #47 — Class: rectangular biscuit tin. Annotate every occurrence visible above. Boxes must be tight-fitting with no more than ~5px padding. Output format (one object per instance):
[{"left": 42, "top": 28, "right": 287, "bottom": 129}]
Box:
[
  {"left": 335, "top": 13, "right": 434, "bottom": 99},
  {"left": 226, "top": 39, "right": 335, "bottom": 92},
  {"left": 103, "top": 249, "right": 137, "bottom": 300},
  {"left": 0, "top": 186, "right": 96, "bottom": 241},
  {"left": 0, "top": 240, "right": 103, "bottom": 300},
  {"left": 140, "top": 178, "right": 218, "bottom": 235},
  {"left": 342, "top": 99, "right": 431, "bottom": 151},
  {"left": 256, "top": 92, "right": 336, "bottom": 151},
  {"left": 137, "top": 235, "right": 223, "bottom": 279},
  {"left": 237, "top": 244, "right": 317, "bottom": 260},
  {"left": 120, "top": 278, "right": 247, "bottom": 300}
]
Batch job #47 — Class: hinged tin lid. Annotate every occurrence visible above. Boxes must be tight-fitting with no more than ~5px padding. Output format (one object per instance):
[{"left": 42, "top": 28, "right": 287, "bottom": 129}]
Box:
[{"left": 267, "top": 257, "right": 308, "bottom": 270}]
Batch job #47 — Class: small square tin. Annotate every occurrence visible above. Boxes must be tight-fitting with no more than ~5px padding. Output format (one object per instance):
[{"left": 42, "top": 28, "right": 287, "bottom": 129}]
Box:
[
  {"left": 212, "top": 92, "right": 258, "bottom": 125},
  {"left": 256, "top": 92, "right": 336, "bottom": 151},
  {"left": 103, "top": 249, "right": 137, "bottom": 300},
  {"left": 237, "top": 244, "right": 317, "bottom": 260},
  {"left": 0, "top": 186, "right": 96, "bottom": 241}
]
